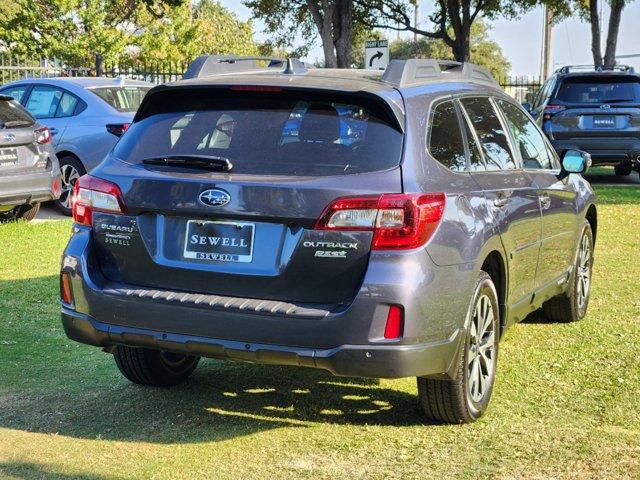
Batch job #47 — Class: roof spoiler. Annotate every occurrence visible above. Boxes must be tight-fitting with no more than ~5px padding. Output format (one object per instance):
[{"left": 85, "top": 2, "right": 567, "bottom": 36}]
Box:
[
  {"left": 183, "top": 55, "right": 309, "bottom": 79},
  {"left": 555, "top": 64, "right": 635, "bottom": 74},
  {"left": 381, "top": 59, "right": 497, "bottom": 88}
]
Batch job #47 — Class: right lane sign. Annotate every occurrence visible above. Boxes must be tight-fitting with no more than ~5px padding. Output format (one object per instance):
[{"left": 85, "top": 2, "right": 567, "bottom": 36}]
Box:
[{"left": 365, "top": 40, "right": 389, "bottom": 70}]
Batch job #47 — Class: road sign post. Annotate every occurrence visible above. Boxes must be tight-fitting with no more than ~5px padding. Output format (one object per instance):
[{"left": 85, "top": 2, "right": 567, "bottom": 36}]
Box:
[{"left": 365, "top": 40, "right": 389, "bottom": 70}]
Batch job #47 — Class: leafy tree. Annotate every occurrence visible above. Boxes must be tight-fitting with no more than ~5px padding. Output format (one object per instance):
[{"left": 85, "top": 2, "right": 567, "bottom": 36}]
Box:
[{"left": 579, "top": 0, "right": 633, "bottom": 68}]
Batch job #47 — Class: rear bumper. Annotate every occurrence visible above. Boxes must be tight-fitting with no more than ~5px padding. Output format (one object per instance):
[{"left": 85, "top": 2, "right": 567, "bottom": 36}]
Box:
[
  {"left": 0, "top": 167, "right": 60, "bottom": 207},
  {"left": 62, "top": 308, "right": 463, "bottom": 379},
  {"left": 548, "top": 137, "right": 640, "bottom": 164},
  {"left": 60, "top": 225, "right": 475, "bottom": 379}
]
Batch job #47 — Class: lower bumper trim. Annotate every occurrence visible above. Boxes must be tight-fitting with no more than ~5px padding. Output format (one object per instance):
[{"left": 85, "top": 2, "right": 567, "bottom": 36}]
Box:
[{"left": 62, "top": 308, "right": 462, "bottom": 379}]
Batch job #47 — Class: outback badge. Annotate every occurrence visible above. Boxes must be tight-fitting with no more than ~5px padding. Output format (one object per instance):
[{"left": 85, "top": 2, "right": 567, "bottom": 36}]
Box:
[{"left": 199, "top": 188, "right": 231, "bottom": 207}]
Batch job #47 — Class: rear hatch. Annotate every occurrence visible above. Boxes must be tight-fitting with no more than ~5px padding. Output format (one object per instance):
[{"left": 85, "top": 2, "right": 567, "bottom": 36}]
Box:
[
  {"left": 88, "top": 86, "right": 405, "bottom": 305},
  {"left": 0, "top": 98, "right": 43, "bottom": 175},
  {"left": 546, "top": 74, "right": 640, "bottom": 140}
]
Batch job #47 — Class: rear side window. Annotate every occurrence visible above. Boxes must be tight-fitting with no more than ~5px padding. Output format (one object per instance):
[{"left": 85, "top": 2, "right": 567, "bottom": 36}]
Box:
[
  {"left": 89, "top": 87, "right": 152, "bottom": 112},
  {"left": 460, "top": 97, "right": 516, "bottom": 171},
  {"left": 555, "top": 76, "right": 640, "bottom": 104},
  {"left": 1, "top": 86, "right": 29, "bottom": 103},
  {"left": 428, "top": 100, "right": 466, "bottom": 172},
  {"left": 497, "top": 99, "right": 557, "bottom": 170},
  {"left": 26, "top": 86, "right": 64, "bottom": 119},
  {"left": 0, "top": 99, "right": 35, "bottom": 128},
  {"left": 114, "top": 88, "right": 403, "bottom": 176}
]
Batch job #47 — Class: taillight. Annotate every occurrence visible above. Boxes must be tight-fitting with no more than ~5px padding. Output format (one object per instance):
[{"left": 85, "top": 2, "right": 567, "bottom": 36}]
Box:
[
  {"left": 315, "top": 193, "right": 446, "bottom": 250},
  {"left": 543, "top": 104, "right": 565, "bottom": 120},
  {"left": 34, "top": 126, "right": 51, "bottom": 144},
  {"left": 384, "top": 305, "right": 404, "bottom": 339},
  {"left": 106, "top": 123, "right": 130, "bottom": 137},
  {"left": 72, "top": 174, "right": 126, "bottom": 226}
]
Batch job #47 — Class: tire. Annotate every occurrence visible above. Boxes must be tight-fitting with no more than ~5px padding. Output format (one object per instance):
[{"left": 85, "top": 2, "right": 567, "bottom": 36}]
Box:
[
  {"left": 114, "top": 346, "right": 200, "bottom": 387},
  {"left": 614, "top": 163, "right": 632, "bottom": 176},
  {"left": 55, "top": 156, "right": 85, "bottom": 216},
  {"left": 417, "top": 271, "right": 499, "bottom": 423},
  {"left": 15, "top": 203, "right": 40, "bottom": 222},
  {"left": 543, "top": 221, "right": 594, "bottom": 322},
  {"left": 0, "top": 207, "right": 18, "bottom": 223}
]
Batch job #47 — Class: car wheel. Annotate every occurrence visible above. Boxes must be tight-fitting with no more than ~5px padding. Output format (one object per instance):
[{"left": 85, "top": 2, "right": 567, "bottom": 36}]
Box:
[
  {"left": 15, "top": 203, "right": 40, "bottom": 222},
  {"left": 0, "top": 207, "right": 18, "bottom": 223},
  {"left": 417, "top": 271, "right": 499, "bottom": 423},
  {"left": 114, "top": 345, "right": 200, "bottom": 387},
  {"left": 543, "top": 221, "right": 594, "bottom": 322},
  {"left": 55, "top": 156, "right": 86, "bottom": 216},
  {"left": 614, "top": 163, "right": 632, "bottom": 176}
]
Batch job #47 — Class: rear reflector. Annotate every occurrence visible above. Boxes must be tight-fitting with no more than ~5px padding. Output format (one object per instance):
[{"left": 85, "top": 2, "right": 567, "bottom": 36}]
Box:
[
  {"left": 72, "top": 175, "right": 126, "bottom": 226},
  {"left": 60, "top": 272, "right": 73, "bottom": 304},
  {"left": 315, "top": 193, "right": 446, "bottom": 250},
  {"left": 384, "top": 305, "right": 404, "bottom": 339}
]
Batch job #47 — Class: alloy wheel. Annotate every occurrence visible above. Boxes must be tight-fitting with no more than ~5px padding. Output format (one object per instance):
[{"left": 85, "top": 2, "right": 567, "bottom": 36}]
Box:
[
  {"left": 576, "top": 232, "right": 592, "bottom": 310},
  {"left": 59, "top": 163, "right": 81, "bottom": 209},
  {"left": 467, "top": 294, "right": 496, "bottom": 404}
]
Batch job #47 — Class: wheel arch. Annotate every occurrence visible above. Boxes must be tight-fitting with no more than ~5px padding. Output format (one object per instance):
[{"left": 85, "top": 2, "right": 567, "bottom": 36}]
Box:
[
  {"left": 480, "top": 250, "right": 507, "bottom": 336},
  {"left": 585, "top": 203, "right": 597, "bottom": 245},
  {"left": 55, "top": 150, "right": 85, "bottom": 171}
]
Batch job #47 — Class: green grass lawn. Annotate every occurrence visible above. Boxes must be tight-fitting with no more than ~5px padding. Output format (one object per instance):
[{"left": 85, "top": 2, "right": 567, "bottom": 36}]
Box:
[{"left": 0, "top": 186, "right": 638, "bottom": 479}]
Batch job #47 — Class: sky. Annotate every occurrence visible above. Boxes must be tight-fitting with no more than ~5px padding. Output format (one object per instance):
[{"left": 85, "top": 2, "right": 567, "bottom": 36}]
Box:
[{"left": 219, "top": 0, "right": 640, "bottom": 76}]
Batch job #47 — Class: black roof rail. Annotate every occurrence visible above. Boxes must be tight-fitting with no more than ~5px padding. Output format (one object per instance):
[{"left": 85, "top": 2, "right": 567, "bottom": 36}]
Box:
[
  {"left": 183, "top": 55, "right": 309, "bottom": 79},
  {"left": 381, "top": 59, "right": 497, "bottom": 88},
  {"left": 555, "top": 64, "right": 635, "bottom": 74}
]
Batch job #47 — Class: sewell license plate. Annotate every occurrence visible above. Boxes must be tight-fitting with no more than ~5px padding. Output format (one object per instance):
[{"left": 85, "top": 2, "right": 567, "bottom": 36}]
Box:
[
  {"left": 183, "top": 220, "right": 254, "bottom": 263},
  {"left": 592, "top": 115, "right": 616, "bottom": 128},
  {"left": 0, "top": 148, "right": 18, "bottom": 167}
]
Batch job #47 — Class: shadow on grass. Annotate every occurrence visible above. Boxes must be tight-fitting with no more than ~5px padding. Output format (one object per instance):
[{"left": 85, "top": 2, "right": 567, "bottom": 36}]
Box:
[
  {"left": 0, "top": 274, "right": 426, "bottom": 445},
  {"left": 0, "top": 461, "right": 114, "bottom": 480}
]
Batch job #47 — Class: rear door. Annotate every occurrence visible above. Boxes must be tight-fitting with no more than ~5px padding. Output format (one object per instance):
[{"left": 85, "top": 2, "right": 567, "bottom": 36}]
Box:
[
  {"left": 23, "top": 85, "right": 76, "bottom": 146},
  {"left": 496, "top": 98, "right": 577, "bottom": 289},
  {"left": 90, "top": 86, "right": 405, "bottom": 305},
  {"left": 459, "top": 96, "right": 542, "bottom": 306}
]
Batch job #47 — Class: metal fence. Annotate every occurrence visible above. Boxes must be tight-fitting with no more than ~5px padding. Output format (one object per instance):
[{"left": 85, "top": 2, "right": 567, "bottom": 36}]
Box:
[{"left": 0, "top": 55, "right": 543, "bottom": 103}]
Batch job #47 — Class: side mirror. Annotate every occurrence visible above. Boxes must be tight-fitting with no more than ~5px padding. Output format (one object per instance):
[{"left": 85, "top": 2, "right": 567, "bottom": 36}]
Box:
[
  {"left": 559, "top": 149, "right": 591, "bottom": 179},
  {"left": 521, "top": 102, "right": 532, "bottom": 113}
]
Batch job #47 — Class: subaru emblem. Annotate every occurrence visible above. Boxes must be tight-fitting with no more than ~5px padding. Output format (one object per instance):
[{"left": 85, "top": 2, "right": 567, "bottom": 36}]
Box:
[
  {"left": 198, "top": 188, "right": 230, "bottom": 207},
  {"left": 3, "top": 133, "right": 15, "bottom": 142},
  {"left": 600, "top": 104, "right": 611, "bottom": 110}
]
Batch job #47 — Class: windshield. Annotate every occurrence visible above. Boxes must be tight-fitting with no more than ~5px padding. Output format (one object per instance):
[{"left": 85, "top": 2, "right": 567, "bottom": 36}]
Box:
[
  {"left": 0, "top": 99, "right": 35, "bottom": 129},
  {"left": 89, "top": 86, "right": 152, "bottom": 112},
  {"left": 555, "top": 76, "right": 640, "bottom": 104},
  {"left": 113, "top": 88, "right": 403, "bottom": 176}
]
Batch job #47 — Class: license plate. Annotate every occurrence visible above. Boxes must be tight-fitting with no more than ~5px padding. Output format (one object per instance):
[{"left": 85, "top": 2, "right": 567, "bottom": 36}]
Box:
[
  {"left": 183, "top": 220, "right": 254, "bottom": 263},
  {"left": 592, "top": 116, "right": 616, "bottom": 128},
  {"left": 0, "top": 148, "right": 18, "bottom": 167}
]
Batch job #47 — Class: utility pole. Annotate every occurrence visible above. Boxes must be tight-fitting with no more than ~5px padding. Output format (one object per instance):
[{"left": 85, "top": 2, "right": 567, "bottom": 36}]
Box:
[
  {"left": 413, "top": 0, "right": 419, "bottom": 42},
  {"left": 540, "top": 5, "right": 553, "bottom": 79}
]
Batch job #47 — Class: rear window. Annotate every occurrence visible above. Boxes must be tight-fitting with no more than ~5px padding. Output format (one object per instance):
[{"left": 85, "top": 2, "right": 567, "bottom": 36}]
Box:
[
  {"left": 0, "top": 99, "right": 35, "bottom": 129},
  {"left": 89, "top": 86, "right": 151, "bottom": 112},
  {"left": 113, "top": 88, "right": 404, "bottom": 176},
  {"left": 555, "top": 76, "right": 640, "bottom": 104}
]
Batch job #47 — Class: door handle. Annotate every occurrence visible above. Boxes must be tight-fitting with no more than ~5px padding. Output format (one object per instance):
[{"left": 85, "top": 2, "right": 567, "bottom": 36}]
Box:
[
  {"left": 539, "top": 194, "right": 551, "bottom": 210},
  {"left": 49, "top": 127, "right": 59, "bottom": 135},
  {"left": 493, "top": 196, "right": 508, "bottom": 208}
]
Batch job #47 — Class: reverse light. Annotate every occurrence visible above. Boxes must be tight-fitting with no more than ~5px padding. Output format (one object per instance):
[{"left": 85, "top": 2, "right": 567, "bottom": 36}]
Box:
[
  {"left": 106, "top": 123, "right": 131, "bottom": 137},
  {"left": 315, "top": 193, "right": 446, "bottom": 250},
  {"left": 60, "top": 271, "right": 73, "bottom": 305},
  {"left": 72, "top": 175, "right": 126, "bottom": 226},
  {"left": 384, "top": 305, "right": 404, "bottom": 339},
  {"left": 543, "top": 104, "right": 565, "bottom": 120},
  {"left": 34, "top": 126, "right": 51, "bottom": 144}
]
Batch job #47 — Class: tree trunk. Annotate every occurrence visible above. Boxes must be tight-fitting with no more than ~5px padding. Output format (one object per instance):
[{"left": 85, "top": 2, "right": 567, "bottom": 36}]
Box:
[
  {"left": 603, "top": 0, "right": 625, "bottom": 69},
  {"left": 332, "top": 0, "right": 352, "bottom": 68},
  {"left": 307, "top": 0, "right": 337, "bottom": 68},
  {"left": 589, "top": 0, "right": 603, "bottom": 67}
]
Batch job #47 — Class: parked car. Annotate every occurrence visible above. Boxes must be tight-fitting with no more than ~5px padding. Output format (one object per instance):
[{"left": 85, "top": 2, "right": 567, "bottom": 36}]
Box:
[
  {"left": 525, "top": 64, "right": 640, "bottom": 177},
  {"left": 59, "top": 57, "right": 597, "bottom": 424},
  {"left": 0, "top": 95, "right": 60, "bottom": 222},
  {"left": 0, "top": 77, "right": 153, "bottom": 214}
]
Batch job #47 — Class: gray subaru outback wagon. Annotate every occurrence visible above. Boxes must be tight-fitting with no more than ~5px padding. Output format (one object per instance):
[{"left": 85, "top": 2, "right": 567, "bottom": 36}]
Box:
[{"left": 60, "top": 57, "right": 597, "bottom": 423}]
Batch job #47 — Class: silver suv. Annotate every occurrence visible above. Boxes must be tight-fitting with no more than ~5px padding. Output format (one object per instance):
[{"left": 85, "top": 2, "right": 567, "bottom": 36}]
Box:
[
  {"left": 0, "top": 95, "right": 60, "bottom": 221},
  {"left": 60, "top": 58, "right": 597, "bottom": 423}
]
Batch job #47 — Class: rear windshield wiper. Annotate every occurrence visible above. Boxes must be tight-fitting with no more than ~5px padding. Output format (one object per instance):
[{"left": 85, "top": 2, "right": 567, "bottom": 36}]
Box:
[
  {"left": 602, "top": 98, "right": 635, "bottom": 103},
  {"left": 1, "top": 120, "right": 33, "bottom": 129},
  {"left": 142, "top": 154, "right": 233, "bottom": 171}
]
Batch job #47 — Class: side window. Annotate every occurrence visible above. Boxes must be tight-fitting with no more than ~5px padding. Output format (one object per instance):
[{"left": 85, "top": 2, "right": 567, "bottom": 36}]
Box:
[
  {"left": 497, "top": 99, "right": 556, "bottom": 170},
  {"left": 55, "top": 92, "right": 79, "bottom": 118},
  {"left": 428, "top": 100, "right": 466, "bottom": 172},
  {"left": 460, "top": 109, "right": 485, "bottom": 171},
  {"left": 25, "top": 86, "right": 64, "bottom": 119},
  {"left": 0, "top": 85, "right": 29, "bottom": 103},
  {"left": 460, "top": 97, "right": 516, "bottom": 171}
]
